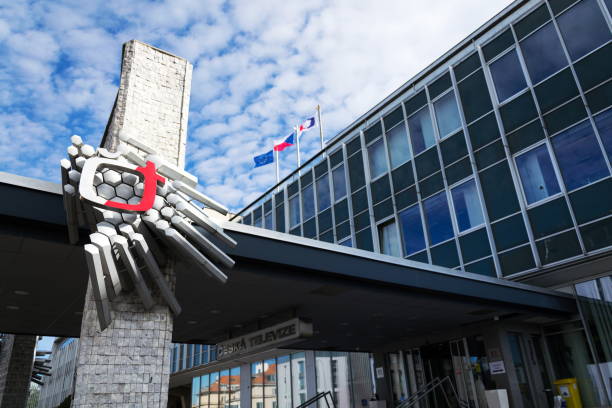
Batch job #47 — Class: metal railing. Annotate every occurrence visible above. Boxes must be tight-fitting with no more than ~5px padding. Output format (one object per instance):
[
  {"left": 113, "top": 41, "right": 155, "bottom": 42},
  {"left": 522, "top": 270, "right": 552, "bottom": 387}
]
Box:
[
  {"left": 294, "top": 391, "right": 336, "bottom": 408},
  {"left": 396, "top": 376, "right": 469, "bottom": 408}
]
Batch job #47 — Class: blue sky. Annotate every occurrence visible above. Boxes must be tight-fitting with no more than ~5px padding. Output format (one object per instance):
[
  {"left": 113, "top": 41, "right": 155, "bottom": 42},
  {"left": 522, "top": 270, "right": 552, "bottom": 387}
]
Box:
[{"left": 0, "top": 0, "right": 511, "bottom": 211}]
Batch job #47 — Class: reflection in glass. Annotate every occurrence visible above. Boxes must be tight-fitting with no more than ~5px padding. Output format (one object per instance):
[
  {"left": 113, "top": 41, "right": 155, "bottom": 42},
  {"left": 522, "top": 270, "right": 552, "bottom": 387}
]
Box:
[
  {"left": 201, "top": 374, "right": 210, "bottom": 408},
  {"left": 192, "top": 376, "right": 200, "bottom": 408},
  {"left": 557, "top": 0, "right": 611, "bottom": 61},
  {"left": 551, "top": 121, "right": 610, "bottom": 191},
  {"left": 516, "top": 144, "right": 561, "bottom": 204},
  {"left": 339, "top": 238, "right": 353, "bottom": 248},
  {"left": 433, "top": 91, "right": 462, "bottom": 138},
  {"left": 230, "top": 367, "right": 241, "bottom": 408},
  {"left": 254, "top": 215, "right": 262, "bottom": 228},
  {"left": 368, "top": 139, "right": 388, "bottom": 179},
  {"left": 451, "top": 179, "right": 484, "bottom": 231},
  {"left": 399, "top": 205, "right": 426, "bottom": 255},
  {"left": 210, "top": 372, "right": 220, "bottom": 408},
  {"left": 386, "top": 124, "right": 411, "bottom": 168},
  {"left": 316, "top": 174, "right": 331, "bottom": 211},
  {"left": 302, "top": 184, "right": 315, "bottom": 221},
  {"left": 408, "top": 106, "right": 436, "bottom": 155},
  {"left": 332, "top": 165, "right": 347, "bottom": 201},
  {"left": 316, "top": 351, "right": 332, "bottom": 408},
  {"left": 264, "top": 211, "right": 273, "bottom": 230},
  {"left": 331, "top": 352, "right": 352, "bottom": 408},
  {"left": 277, "top": 356, "right": 292, "bottom": 408},
  {"left": 264, "top": 359, "right": 277, "bottom": 408},
  {"left": 594, "top": 109, "right": 612, "bottom": 163},
  {"left": 423, "top": 192, "right": 454, "bottom": 245},
  {"left": 251, "top": 362, "right": 264, "bottom": 408},
  {"left": 292, "top": 352, "right": 307, "bottom": 406},
  {"left": 378, "top": 220, "right": 401, "bottom": 257},
  {"left": 220, "top": 369, "right": 230, "bottom": 408},
  {"left": 520, "top": 22, "right": 568, "bottom": 84},
  {"left": 507, "top": 334, "right": 537, "bottom": 408},
  {"left": 289, "top": 195, "right": 300, "bottom": 227},
  {"left": 490, "top": 49, "right": 527, "bottom": 103}
]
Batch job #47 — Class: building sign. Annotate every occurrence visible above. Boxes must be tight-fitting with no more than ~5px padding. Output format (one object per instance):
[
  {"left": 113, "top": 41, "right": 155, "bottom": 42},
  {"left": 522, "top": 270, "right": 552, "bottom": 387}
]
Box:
[
  {"left": 489, "top": 360, "right": 506, "bottom": 375},
  {"left": 217, "top": 318, "right": 313, "bottom": 360}
]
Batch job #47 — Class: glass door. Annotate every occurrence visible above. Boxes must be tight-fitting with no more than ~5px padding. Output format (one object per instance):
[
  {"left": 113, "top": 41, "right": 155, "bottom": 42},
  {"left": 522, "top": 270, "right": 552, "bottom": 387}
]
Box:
[{"left": 449, "top": 338, "right": 480, "bottom": 408}]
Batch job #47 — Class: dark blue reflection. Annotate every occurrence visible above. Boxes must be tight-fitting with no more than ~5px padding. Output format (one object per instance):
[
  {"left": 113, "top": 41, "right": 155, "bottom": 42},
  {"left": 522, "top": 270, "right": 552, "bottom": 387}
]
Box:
[
  {"left": 594, "top": 109, "right": 612, "bottom": 163},
  {"left": 557, "top": 0, "right": 611, "bottom": 61},
  {"left": 552, "top": 120, "right": 610, "bottom": 191},
  {"left": 490, "top": 49, "right": 527, "bottom": 102},
  {"left": 520, "top": 23, "right": 567, "bottom": 84},
  {"left": 399, "top": 205, "right": 426, "bottom": 255},
  {"left": 423, "top": 192, "right": 454, "bottom": 245},
  {"left": 516, "top": 144, "right": 561, "bottom": 204},
  {"left": 302, "top": 184, "right": 315, "bottom": 220}
]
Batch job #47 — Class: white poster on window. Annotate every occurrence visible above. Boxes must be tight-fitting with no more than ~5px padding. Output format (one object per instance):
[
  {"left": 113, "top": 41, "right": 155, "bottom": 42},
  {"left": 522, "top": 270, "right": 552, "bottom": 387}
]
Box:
[
  {"left": 490, "top": 360, "right": 506, "bottom": 375},
  {"left": 375, "top": 366, "right": 384, "bottom": 379}
]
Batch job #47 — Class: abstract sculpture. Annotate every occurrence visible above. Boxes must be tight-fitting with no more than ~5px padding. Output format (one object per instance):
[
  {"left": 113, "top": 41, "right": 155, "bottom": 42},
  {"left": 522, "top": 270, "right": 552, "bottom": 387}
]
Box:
[{"left": 61, "top": 133, "right": 236, "bottom": 330}]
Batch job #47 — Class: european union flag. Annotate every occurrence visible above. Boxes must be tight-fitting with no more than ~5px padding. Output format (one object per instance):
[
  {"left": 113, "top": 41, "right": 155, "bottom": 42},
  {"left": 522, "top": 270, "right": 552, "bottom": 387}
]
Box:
[{"left": 253, "top": 150, "right": 274, "bottom": 168}]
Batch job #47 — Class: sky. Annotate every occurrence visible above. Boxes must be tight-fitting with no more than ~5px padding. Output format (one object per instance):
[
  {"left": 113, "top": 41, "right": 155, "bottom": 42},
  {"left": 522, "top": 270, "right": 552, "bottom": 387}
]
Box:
[{"left": 0, "top": 0, "right": 513, "bottom": 211}]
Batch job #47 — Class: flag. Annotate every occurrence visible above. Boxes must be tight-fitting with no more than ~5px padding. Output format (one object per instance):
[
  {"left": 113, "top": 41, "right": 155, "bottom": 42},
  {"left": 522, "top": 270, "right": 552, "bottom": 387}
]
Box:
[
  {"left": 297, "top": 116, "right": 316, "bottom": 137},
  {"left": 273, "top": 133, "right": 295, "bottom": 152},
  {"left": 253, "top": 150, "right": 274, "bottom": 168}
]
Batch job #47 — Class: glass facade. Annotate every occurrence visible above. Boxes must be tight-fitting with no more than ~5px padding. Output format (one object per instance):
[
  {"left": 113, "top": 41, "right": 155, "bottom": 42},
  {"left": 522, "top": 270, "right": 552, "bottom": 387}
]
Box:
[{"left": 237, "top": 0, "right": 612, "bottom": 280}]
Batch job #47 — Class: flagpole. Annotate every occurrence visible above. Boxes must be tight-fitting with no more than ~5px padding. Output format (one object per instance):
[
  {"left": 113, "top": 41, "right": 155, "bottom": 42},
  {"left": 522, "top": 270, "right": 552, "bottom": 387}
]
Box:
[
  {"left": 316, "top": 104, "right": 324, "bottom": 155},
  {"left": 275, "top": 148, "right": 280, "bottom": 190},
  {"left": 295, "top": 126, "right": 301, "bottom": 176}
]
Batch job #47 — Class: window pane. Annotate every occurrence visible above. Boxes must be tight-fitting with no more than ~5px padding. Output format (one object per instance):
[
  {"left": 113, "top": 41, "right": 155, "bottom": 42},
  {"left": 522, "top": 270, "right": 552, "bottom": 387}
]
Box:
[
  {"left": 315, "top": 351, "right": 332, "bottom": 408},
  {"left": 399, "top": 205, "right": 426, "bottom": 255},
  {"left": 251, "top": 363, "right": 263, "bottom": 408},
  {"left": 423, "top": 191, "right": 454, "bottom": 245},
  {"left": 254, "top": 215, "right": 262, "bottom": 228},
  {"left": 451, "top": 179, "right": 485, "bottom": 231},
  {"left": 433, "top": 90, "right": 462, "bottom": 138},
  {"left": 264, "top": 359, "right": 277, "bottom": 408},
  {"left": 230, "top": 367, "right": 240, "bottom": 408},
  {"left": 264, "top": 212, "right": 273, "bottom": 229},
  {"left": 332, "top": 165, "right": 347, "bottom": 201},
  {"left": 378, "top": 220, "right": 401, "bottom": 256},
  {"left": 291, "top": 353, "right": 307, "bottom": 406},
  {"left": 552, "top": 120, "right": 610, "bottom": 190},
  {"left": 201, "top": 374, "right": 210, "bottom": 408},
  {"left": 192, "top": 376, "right": 200, "bottom": 408},
  {"left": 490, "top": 49, "right": 527, "bottom": 102},
  {"left": 302, "top": 184, "right": 315, "bottom": 220},
  {"left": 339, "top": 238, "right": 352, "bottom": 247},
  {"left": 386, "top": 123, "right": 411, "bottom": 168},
  {"left": 520, "top": 22, "right": 568, "bottom": 84},
  {"left": 516, "top": 144, "right": 561, "bottom": 204},
  {"left": 210, "top": 372, "right": 220, "bottom": 408},
  {"left": 368, "top": 139, "right": 388, "bottom": 178},
  {"left": 220, "top": 369, "right": 230, "bottom": 408},
  {"left": 594, "top": 109, "right": 612, "bottom": 163},
  {"left": 408, "top": 106, "right": 436, "bottom": 154},
  {"left": 277, "top": 356, "right": 291, "bottom": 408},
  {"left": 316, "top": 174, "right": 331, "bottom": 211},
  {"left": 289, "top": 195, "right": 300, "bottom": 227},
  {"left": 557, "top": 0, "right": 611, "bottom": 61}
]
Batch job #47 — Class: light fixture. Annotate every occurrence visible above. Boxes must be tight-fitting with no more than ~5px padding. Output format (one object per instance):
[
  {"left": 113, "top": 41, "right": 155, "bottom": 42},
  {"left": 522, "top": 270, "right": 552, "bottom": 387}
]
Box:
[
  {"left": 210, "top": 309, "right": 221, "bottom": 315},
  {"left": 14, "top": 290, "right": 29, "bottom": 296},
  {"left": 187, "top": 320, "right": 197, "bottom": 325},
  {"left": 6, "top": 305, "right": 19, "bottom": 310}
]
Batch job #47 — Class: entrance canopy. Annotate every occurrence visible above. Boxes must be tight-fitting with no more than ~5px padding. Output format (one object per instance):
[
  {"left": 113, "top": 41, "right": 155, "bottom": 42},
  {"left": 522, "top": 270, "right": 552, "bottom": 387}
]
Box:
[{"left": 0, "top": 172, "right": 576, "bottom": 351}]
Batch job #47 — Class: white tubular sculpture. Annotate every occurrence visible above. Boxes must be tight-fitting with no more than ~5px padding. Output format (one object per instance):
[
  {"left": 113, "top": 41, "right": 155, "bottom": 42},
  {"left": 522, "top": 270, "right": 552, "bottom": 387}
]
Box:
[{"left": 61, "top": 135, "right": 236, "bottom": 331}]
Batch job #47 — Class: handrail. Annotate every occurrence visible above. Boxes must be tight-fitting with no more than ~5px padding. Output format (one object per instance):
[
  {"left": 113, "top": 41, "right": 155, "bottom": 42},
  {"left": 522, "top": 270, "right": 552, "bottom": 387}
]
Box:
[
  {"left": 294, "top": 391, "right": 336, "bottom": 408},
  {"left": 396, "top": 376, "right": 468, "bottom": 408}
]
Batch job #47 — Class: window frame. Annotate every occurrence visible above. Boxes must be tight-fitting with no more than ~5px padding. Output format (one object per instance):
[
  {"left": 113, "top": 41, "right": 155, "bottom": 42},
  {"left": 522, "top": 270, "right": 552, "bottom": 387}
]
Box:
[
  {"left": 384, "top": 119, "right": 412, "bottom": 170},
  {"left": 407, "top": 104, "right": 437, "bottom": 157},
  {"left": 513, "top": 140, "right": 565, "bottom": 208},
  {"left": 487, "top": 46, "right": 530, "bottom": 105},
  {"left": 430, "top": 88, "right": 463, "bottom": 140},
  {"left": 376, "top": 216, "right": 401, "bottom": 257},
  {"left": 366, "top": 132, "right": 390, "bottom": 182},
  {"left": 447, "top": 177, "right": 487, "bottom": 234},
  {"left": 397, "top": 203, "right": 428, "bottom": 257}
]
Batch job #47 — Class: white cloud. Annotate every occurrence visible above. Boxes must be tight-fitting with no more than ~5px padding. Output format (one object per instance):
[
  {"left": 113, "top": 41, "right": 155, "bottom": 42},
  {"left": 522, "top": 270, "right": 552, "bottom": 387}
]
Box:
[{"left": 0, "top": 0, "right": 512, "bottom": 212}]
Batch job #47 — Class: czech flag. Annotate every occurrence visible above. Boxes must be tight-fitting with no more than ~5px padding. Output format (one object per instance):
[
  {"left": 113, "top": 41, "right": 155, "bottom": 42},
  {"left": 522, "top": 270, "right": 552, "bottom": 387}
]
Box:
[
  {"left": 274, "top": 132, "right": 295, "bottom": 152},
  {"left": 253, "top": 150, "right": 274, "bottom": 168},
  {"left": 297, "top": 117, "right": 316, "bottom": 137}
]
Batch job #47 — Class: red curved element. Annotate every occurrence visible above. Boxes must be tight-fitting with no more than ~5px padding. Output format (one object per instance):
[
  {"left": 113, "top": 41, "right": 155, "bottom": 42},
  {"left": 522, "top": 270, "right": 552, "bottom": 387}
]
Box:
[{"left": 104, "top": 161, "right": 165, "bottom": 212}]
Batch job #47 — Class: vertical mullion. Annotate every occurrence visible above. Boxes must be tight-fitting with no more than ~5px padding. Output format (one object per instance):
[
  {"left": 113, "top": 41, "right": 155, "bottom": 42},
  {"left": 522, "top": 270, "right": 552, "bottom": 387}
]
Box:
[
  {"left": 379, "top": 118, "right": 402, "bottom": 257},
  {"left": 511, "top": 23, "right": 587, "bottom": 254},
  {"left": 424, "top": 83, "right": 466, "bottom": 269},
  {"left": 476, "top": 43, "right": 543, "bottom": 270},
  {"left": 342, "top": 143, "right": 356, "bottom": 246},
  {"left": 449, "top": 62, "right": 503, "bottom": 277}
]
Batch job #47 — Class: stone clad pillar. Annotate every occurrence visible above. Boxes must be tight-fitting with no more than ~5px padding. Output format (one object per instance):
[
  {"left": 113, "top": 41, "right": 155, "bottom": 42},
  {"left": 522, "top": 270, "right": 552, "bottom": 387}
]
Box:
[
  {"left": 0, "top": 334, "right": 36, "bottom": 408},
  {"left": 71, "top": 40, "right": 192, "bottom": 407}
]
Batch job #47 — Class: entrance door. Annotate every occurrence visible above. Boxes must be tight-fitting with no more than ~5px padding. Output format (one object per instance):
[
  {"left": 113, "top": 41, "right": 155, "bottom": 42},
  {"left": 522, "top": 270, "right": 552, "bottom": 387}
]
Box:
[
  {"left": 507, "top": 333, "right": 551, "bottom": 408},
  {"left": 449, "top": 339, "right": 480, "bottom": 408}
]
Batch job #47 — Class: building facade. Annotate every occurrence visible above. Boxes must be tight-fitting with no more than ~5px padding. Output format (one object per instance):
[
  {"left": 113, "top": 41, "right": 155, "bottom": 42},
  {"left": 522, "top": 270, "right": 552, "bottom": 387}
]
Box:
[
  {"left": 37, "top": 338, "right": 78, "bottom": 408},
  {"left": 224, "top": 0, "right": 612, "bottom": 407}
]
